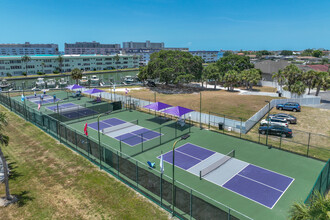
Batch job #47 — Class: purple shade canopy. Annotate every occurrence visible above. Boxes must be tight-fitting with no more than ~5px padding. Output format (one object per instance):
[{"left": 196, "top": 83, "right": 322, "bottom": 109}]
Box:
[
  {"left": 83, "top": 88, "right": 105, "bottom": 94},
  {"left": 162, "top": 106, "right": 194, "bottom": 117},
  {"left": 66, "top": 84, "right": 84, "bottom": 90},
  {"left": 143, "top": 102, "right": 172, "bottom": 111}
]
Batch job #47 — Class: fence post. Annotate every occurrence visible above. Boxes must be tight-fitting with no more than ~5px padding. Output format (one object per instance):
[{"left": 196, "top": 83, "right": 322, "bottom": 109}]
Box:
[
  {"left": 190, "top": 189, "right": 193, "bottom": 220},
  {"left": 117, "top": 151, "right": 119, "bottom": 176},
  {"left": 87, "top": 136, "right": 90, "bottom": 158},
  {"left": 307, "top": 133, "right": 311, "bottom": 157},
  {"left": 240, "top": 118, "right": 242, "bottom": 139},
  {"left": 319, "top": 171, "right": 323, "bottom": 192},
  {"left": 136, "top": 161, "right": 139, "bottom": 188},
  {"left": 75, "top": 130, "right": 78, "bottom": 149},
  {"left": 99, "top": 144, "right": 102, "bottom": 170},
  {"left": 59, "top": 123, "right": 62, "bottom": 143},
  {"left": 223, "top": 115, "right": 226, "bottom": 134},
  {"left": 228, "top": 209, "right": 231, "bottom": 220},
  {"left": 159, "top": 127, "right": 162, "bottom": 145},
  {"left": 141, "top": 133, "right": 144, "bottom": 152},
  {"left": 175, "top": 121, "right": 177, "bottom": 138},
  {"left": 120, "top": 140, "right": 122, "bottom": 155},
  {"left": 160, "top": 172, "right": 163, "bottom": 207},
  {"left": 208, "top": 112, "right": 210, "bottom": 129},
  {"left": 327, "top": 162, "right": 329, "bottom": 188}
]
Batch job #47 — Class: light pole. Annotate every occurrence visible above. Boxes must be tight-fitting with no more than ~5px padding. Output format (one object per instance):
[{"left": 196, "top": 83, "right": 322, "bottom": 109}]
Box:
[
  {"left": 265, "top": 101, "right": 271, "bottom": 148},
  {"left": 172, "top": 134, "right": 190, "bottom": 216},
  {"left": 97, "top": 111, "right": 112, "bottom": 169}
]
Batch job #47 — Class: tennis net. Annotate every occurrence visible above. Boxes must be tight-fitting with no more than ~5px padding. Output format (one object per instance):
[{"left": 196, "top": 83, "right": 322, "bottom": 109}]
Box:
[
  {"left": 199, "top": 150, "right": 235, "bottom": 179},
  {"left": 57, "top": 106, "right": 82, "bottom": 113},
  {"left": 102, "top": 120, "right": 138, "bottom": 135}
]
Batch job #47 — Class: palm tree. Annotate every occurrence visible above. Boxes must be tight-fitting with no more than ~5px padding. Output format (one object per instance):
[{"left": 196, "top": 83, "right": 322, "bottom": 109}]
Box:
[
  {"left": 21, "top": 55, "right": 31, "bottom": 76},
  {"left": 0, "top": 112, "right": 11, "bottom": 201},
  {"left": 289, "top": 191, "right": 330, "bottom": 220},
  {"left": 313, "top": 71, "right": 329, "bottom": 96},
  {"left": 272, "top": 69, "right": 285, "bottom": 93},
  {"left": 56, "top": 55, "right": 63, "bottom": 73},
  {"left": 302, "top": 70, "right": 316, "bottom": 95},
  {"left": 114, "top": 54, "right": 120, "bottom": 84},
  {"left": 71, "top": 68, "right": 83, "bottom": 84},
  {"left": 114, "top": 54, "right": 120, "bottom": 69},
  {"left": 41, "top": 62, "right": 45, "bottom": 74}
]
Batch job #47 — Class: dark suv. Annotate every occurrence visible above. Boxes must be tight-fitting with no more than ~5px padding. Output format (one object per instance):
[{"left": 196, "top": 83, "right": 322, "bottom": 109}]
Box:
[
  {"left": 276, "top": 102, "right": 301, "bottom": 112},
  {"left": 269, "top": 113, "right": 297, "bottom": 124}
]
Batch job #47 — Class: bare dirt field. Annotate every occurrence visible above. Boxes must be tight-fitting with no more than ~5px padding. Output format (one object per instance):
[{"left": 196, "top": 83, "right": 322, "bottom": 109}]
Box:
[{"left": 113, "top": 86, "right": 278, "bottom": 120}]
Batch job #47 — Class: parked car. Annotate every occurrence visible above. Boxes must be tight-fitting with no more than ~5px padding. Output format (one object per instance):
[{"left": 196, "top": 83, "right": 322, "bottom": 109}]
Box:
[
  {"left": 259, "top": 125, "right": 293, "bottom": 138},
  {"left": 269, "top": 113, "right": 297, "bottom": 124},
  {"left": 260, "top": 117, "right": 288, "bottom": 127},
  {"left": 276, "top": 102, "right": 301, "bottom": 112}
]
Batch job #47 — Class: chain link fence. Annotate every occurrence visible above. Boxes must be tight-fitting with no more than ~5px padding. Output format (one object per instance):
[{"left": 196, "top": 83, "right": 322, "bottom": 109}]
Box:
[{"left": 0, "top": 91, "right": 253, "bottom": 220}]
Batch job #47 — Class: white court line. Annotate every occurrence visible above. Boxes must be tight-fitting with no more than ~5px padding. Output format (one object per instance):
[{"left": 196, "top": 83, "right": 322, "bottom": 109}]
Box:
[
  {"left": 270, "top": 177, "right": 295, "bottom": 209},
  {"left": 248, "top": 164, "right": 295, "bottom": 180},
  {"left": 176, "top": 149, "right": 203, "bottom": 161},
  {"left": 236, "top": 174, "right": 284, "bottom": 193},
  {"left": 222, "top": 182, "right": 274, "bottom": 209},
  {"left": 221, "top": 163, "right": 249, "bottom": 186},
  {"left": 157, "top": 143, "right": 295, "bottom": 209},
  {"left": 101, "top": 117, "right": 125, "bottom": 126}
]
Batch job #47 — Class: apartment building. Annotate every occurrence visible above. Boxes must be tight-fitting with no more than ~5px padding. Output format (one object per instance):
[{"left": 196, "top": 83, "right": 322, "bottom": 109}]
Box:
[
  {"left": 123, "top": 40, "right": 164, "bottom": 49},
  {"left": 0, "top": 54, "right": 139, "bottom": 76},
  {"left": 65, "top": 41, "right": 121, "bottom": 55},
  {"left": 189, "top": 51, "right": 221, "bottom": 63},
  {"left": 0, "top": 42, "right": 59, "bottom": 56}
]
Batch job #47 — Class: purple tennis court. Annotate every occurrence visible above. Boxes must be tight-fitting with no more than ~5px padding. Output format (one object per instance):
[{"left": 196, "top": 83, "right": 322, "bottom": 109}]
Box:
[
  {"left": 159, "top": 143, "right": 294, "bottom": 209},
  {"left": 26, "top": 94, "right": 61, "bottom": 104},
  {"left": 222, "top": 164, "right": 294, "bottom": 209},
  {"left": 88, "top": 118, "right": 162, "bottom": 147},
  {"left": 46, "top": 103, "right": 97, "bottom": 119}
]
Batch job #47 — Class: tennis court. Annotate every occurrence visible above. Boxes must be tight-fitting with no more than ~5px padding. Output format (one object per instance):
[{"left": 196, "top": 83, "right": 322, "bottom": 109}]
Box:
[
  {"left": 159, "top": 143, "right": 294, "bottom": 209},
  {"left": 88, "top": 117, "right": 162, "bottom": 147},
  {"left": 47, "top": 102, "right": 98, "bottom": 119},
  {"left": 6, "top": 90, "right": 325, "bottom": 219},
  {"left": 26, "top": 94, "right": 60, "bottom": 104}
]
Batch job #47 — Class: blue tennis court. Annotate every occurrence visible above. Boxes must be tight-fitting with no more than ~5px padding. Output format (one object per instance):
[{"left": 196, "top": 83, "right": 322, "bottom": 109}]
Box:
[
  {"left": 159, "top": 143, "right": 294, "bottom": 209},
  {"left": 47, "top": 103, "right": 97, "bottom": 119},
  {"left": 88, "top": 118, "right": 162, "bottom": 147}
]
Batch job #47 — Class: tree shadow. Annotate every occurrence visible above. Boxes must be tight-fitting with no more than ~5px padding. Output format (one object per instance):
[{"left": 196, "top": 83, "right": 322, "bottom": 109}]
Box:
[{"left": 16, "top": 191, "right": 34, "bottom": 207}]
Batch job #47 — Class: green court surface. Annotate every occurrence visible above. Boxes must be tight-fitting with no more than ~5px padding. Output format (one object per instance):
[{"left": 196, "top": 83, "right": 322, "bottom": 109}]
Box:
[
  {"left": 67, "top": 109, "right": 324, "bottom": 220},
  {"left": 10, "top": 91, "right": 326, "bottom": 219}
]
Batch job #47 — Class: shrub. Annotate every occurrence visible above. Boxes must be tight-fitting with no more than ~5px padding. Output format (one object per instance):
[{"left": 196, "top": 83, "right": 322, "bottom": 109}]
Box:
[
  {"left": 6, "top": 73, "right": 12, "bottom": 77},
  {"left": 53, "top": 70, "right": 60, "bottom": 74}
]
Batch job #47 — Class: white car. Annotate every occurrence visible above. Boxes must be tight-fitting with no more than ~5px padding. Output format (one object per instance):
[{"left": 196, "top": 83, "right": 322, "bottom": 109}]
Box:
[{"left": 260, "top": 117, "right": 288, "bottom": 127}]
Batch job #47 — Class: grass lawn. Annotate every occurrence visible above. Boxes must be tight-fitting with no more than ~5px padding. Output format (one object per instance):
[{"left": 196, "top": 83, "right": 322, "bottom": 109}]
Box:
[
  {"left": 0, "top": 105, "right": 169, "bottom": 220},
  {"left": 111, "top": 87, "right": 278, "bottom": 120}
]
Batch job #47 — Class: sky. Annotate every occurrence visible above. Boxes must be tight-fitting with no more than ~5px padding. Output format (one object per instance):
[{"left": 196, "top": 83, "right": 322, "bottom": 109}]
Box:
[{"left": 0, "top": 0, "right": 329, "bottom": 51}]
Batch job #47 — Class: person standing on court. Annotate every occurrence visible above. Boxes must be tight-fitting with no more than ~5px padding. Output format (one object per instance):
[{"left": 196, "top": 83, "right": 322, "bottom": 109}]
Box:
[
  {"left": 53, "top": 94, "right": 56, "bottom": 103},
  {"left": 40, "top": 93, "right": 44, "bottom": 103}
]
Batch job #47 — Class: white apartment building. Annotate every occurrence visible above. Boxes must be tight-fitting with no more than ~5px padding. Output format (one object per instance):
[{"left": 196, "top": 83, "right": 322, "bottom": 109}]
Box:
[
  {"left": 189, "top": 51, "right": 220, "bottom": 63},
  {"left": 0, "top": 42, "right": 59, "bottom": 56},
  {"left": 0, "top": 54, "right": 139, "bottom": 76},
  {"left": 65, "top": 41, "right": 121, "bottom": 55}
]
